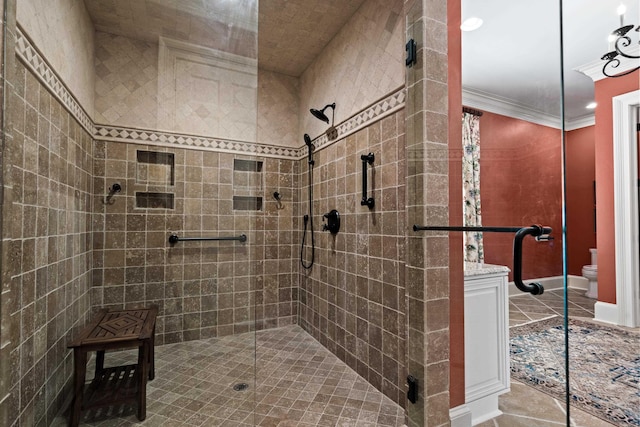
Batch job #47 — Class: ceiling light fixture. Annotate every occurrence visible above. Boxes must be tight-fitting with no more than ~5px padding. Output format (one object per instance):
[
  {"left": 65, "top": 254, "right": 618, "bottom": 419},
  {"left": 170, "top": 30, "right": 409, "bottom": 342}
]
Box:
[
  {"left": 601, "top": 3, "right": 639, "bottom": 77},
  {"left": 461, "top": 17, "right": 483, "bottom": 32},
  {"left": 586, "top": 102, "right": 597, "bottom": 109}
]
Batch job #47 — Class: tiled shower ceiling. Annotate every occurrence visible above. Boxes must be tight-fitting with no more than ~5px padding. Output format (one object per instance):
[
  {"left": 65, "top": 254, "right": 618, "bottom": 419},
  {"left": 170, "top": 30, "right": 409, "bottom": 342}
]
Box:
[
  {"left": 83, "top": 0, "right": 367, "bottom": 77},
  {"left": 257, "top": 0, "right": 366, "bottom": 76}
]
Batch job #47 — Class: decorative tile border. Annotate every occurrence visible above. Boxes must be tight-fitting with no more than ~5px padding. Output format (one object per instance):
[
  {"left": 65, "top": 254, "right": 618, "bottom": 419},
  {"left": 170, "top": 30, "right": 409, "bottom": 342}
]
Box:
[
  {"left": 15, "top": 26, "right": 94, "bottom": 135},
  {"left": 15, "top": 28, "right": 405, "bottom": 160},
  {"left": 310, "top": 88, "right": 406, "bottom": 155},
  {"left": 93, "top": 125, "right": 300, "bottom": 159}
]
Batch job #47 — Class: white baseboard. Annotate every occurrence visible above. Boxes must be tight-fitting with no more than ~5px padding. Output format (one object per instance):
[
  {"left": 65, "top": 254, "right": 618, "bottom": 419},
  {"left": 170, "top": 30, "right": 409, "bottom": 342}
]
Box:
[
  {"left": 508, "top": 275, "right": 588, "bottom": 297},
  {"left": 567, "top": 275, "right": 588, "bottom": 291},
  {"left": 467, "top": 394, "right": 503, "bottom": 426},
  {"left": 594, "top": 301, "right": 618, "bottom": 324},
  {"left": 450, "top": 404, "right": 473, "bottom": 427}
]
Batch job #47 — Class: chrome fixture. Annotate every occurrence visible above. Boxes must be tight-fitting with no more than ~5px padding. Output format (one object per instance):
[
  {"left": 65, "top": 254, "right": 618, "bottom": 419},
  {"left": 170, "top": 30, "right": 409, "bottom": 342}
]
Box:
[{"left": 601, "top": 4, "right": 639, "bottom": 78}]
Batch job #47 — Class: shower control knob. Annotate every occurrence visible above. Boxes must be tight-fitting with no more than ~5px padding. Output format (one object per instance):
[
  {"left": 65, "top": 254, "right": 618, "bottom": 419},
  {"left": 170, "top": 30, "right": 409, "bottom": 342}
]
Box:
[{"left": 322, "top": 210, "right": 340, "bottom": 235}]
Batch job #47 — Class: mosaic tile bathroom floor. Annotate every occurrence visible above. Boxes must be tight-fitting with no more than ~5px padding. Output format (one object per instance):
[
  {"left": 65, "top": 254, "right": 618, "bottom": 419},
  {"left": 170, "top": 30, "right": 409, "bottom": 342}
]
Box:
[{"left": 53, "top": 325, "right": 405, "bottom": 426}]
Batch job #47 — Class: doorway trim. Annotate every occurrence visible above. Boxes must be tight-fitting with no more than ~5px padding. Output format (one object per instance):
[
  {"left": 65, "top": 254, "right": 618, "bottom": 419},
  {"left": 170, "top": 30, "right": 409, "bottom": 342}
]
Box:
[{"left": 612, "top": 90, "right": 640, "bottom": 327}]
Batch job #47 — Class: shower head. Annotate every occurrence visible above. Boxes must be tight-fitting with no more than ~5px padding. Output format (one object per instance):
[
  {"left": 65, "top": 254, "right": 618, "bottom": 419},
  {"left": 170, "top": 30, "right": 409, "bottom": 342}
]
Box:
[
  {"left": 310, "top": 103, "right": 336, "bottom": 124},
  {"left": 304, "top": 133, "right": 312, "bottom": 146}
]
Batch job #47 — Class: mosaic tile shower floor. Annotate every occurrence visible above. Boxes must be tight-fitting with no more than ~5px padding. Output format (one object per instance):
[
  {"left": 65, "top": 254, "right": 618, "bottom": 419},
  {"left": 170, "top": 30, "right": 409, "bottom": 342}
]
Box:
[{"left": 53, "top": 325, "right": 405, "bottom": 426}]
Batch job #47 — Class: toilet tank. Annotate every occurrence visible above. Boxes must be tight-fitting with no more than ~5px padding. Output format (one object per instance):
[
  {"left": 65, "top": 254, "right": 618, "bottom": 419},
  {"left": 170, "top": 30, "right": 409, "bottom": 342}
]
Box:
[{"left": 589, "top": 248, "right": 597, "bottom": 266}]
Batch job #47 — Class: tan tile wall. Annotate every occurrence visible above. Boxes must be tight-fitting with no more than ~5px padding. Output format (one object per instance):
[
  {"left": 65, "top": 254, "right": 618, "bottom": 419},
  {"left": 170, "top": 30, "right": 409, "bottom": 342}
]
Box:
[
  {"left": 94, "top": 31, "right": 299, "bottom": 148},
  {"left": 299, "top": 0, "right": 405, "bottom": 141},
  {"left": 92, "top": 143, "right": 297, "bottom": 343},
  {"left": 16, "top": 0, "right": 95, "bottom": 116},
  {"left": 297, "top": 110, "right": 407, "bottom": 407},
  {"left": 0, "top": 1, "right": 10, "bottom": 424},
  {"left": 257, "top": 70, "right": 299, "bottom": 148},
  {"left": 256, "top": 157, "right": 299, "bottom": 330},
  {"left": 94, "top": 32, "right": 159, "bottom": 128},
  {"left": 405, "top": 0, "right": 451, "bottom": 425},
  {"left": 0, "top": 58, "right": 93, "bottom": 426}
]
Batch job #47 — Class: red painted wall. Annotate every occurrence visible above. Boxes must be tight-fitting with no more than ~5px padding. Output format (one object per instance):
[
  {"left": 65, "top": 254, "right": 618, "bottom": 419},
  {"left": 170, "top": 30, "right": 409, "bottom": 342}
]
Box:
[
  {"left": 565, "top": 126, "right": 596, "bottom": 275},
  {"left": 594, "top": 71, "right": 639, "bottom": 304},
  {"left": 479, "top": 112, "right": 564, "bottom": 280},
  {"left": 447, "top": 0, "right": 465, "bottom": 409}
]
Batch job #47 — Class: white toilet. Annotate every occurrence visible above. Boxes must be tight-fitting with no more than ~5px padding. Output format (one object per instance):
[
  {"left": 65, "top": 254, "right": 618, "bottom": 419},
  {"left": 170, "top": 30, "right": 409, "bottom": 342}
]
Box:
[{"left": 582, "top": 248, "right": 598, "bottom": 299}]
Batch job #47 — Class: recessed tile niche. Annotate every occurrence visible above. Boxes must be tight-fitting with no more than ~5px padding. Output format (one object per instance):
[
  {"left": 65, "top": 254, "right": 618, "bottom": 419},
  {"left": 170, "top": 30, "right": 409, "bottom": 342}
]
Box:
[
  {"left": 233, "top": 158, "right": 263, "bottom": 211},
  {"left": 135, "top": 192, "right": 175, "bottom": 209},
  {"left": 135, "top": 150, "right": 175, "bottom": 209},
  {"left": 136, "top": 150, "right": 175, "bottom": 185}
]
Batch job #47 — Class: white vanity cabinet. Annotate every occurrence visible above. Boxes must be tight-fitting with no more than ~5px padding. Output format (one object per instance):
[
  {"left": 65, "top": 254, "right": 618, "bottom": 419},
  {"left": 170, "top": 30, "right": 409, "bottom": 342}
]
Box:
[{"left": 463, "top": 263, "right": 510, "bottom": 425}]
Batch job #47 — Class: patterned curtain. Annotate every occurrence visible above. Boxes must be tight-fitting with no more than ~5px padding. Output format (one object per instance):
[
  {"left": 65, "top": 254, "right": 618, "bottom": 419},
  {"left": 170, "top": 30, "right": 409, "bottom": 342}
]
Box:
[{"left": 462, "top": 112, "right": 484, "bottom": 263}]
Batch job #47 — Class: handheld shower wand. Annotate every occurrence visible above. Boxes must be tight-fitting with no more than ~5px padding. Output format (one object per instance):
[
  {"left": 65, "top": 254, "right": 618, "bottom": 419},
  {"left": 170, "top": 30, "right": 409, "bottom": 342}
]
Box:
[
  {"left": 304, "top": 133, "right": 314, "bottom": 165},
  {"left": 301, "top": 134, "right": 316, "bottom": 269}
]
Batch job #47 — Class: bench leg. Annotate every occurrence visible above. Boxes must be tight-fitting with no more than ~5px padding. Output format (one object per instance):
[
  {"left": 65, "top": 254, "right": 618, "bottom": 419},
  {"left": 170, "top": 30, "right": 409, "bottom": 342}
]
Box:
[
  {"left": 70, "top": 349, "right": 87, "bottom": 427},
  {"left": 95, "top": 350, "right": 105, "bottom": 376},
  {"left": 149, "top": 324, "right": 155, "bottom": 381},
  {"left": 136, "top": 342, "right": 149, "bottom": 421}
]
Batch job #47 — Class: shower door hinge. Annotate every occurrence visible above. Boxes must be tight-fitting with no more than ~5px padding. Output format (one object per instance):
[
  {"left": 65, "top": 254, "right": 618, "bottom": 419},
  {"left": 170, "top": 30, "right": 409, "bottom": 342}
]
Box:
[
  {"left": 406, "top": 39, "right": 417, "bottom": 67},
  {"left": 407, "top": 375, "right": 418, "bottom": 404}
]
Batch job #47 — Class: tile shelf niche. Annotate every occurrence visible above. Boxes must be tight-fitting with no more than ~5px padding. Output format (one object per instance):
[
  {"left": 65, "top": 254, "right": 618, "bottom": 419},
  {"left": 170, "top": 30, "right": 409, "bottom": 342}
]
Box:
[
  {"left": 233, "top": 158, "right": 264, "bottom": 211},
  {"left": 135, "top": 150, "right": 176, "bottom": 209}
]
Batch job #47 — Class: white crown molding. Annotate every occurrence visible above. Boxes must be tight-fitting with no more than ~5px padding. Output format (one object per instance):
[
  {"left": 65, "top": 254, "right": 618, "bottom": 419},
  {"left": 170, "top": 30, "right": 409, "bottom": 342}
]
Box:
[
  {"left": 565, "top": 114, "right": 595, "bottom": 131},
  {"left": 463, "top": 88, "right": 595, "bottom": 131},
  {"left": 574, "top": 46, "right": 640, "bottom": 82},
  {"left": 463, "top": 88, "right": 562, "bottom": 129}
]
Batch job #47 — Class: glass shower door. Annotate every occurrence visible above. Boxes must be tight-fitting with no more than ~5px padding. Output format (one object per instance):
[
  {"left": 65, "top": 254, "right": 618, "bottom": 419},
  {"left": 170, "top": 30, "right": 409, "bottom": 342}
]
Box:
[
  {"left": 459, "top": 0, "right": 572, "bottom": 425},
  {"left": 405, "top": 0, "right": 573, "bottom": 425},
  {"left": 563, "top": 1, "right": 640, "bottom": 425}
]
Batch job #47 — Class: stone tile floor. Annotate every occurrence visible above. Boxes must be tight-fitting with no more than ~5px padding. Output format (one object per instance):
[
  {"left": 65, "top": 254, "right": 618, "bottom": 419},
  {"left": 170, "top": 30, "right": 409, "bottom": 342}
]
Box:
[
  {"left": 509, "top": 288, "right": 595, "bottom": 327},
  {"left": 54, "top": 287, "right": 615, "bottom": 426},
  {"left": 476, "top": 380, "right": 617, "bottom": 427},
  {"left": 489, "top": 287, "right": 618, "bottom": 426},
  {"left": 53, "top": 325, "right": 405, "bottom": 426}
]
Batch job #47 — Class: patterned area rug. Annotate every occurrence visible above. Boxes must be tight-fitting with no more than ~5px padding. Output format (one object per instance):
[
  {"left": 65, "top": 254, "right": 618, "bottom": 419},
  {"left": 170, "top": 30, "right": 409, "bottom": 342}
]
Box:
[{"left": 510, "top": 317, "right": 640, "bottom": 426}]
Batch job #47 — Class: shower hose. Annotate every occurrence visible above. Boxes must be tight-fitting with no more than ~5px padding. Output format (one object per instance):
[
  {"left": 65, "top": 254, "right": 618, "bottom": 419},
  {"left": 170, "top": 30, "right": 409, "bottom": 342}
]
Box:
[{"left": 300, "top": 163, "right": 315, "bottom": 269}]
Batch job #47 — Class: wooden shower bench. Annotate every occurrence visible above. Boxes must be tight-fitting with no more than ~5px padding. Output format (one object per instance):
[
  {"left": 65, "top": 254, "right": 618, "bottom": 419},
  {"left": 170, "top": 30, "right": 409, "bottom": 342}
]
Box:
[{"left": 67, "top": 306, "right": 157, "bottom": 427}]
